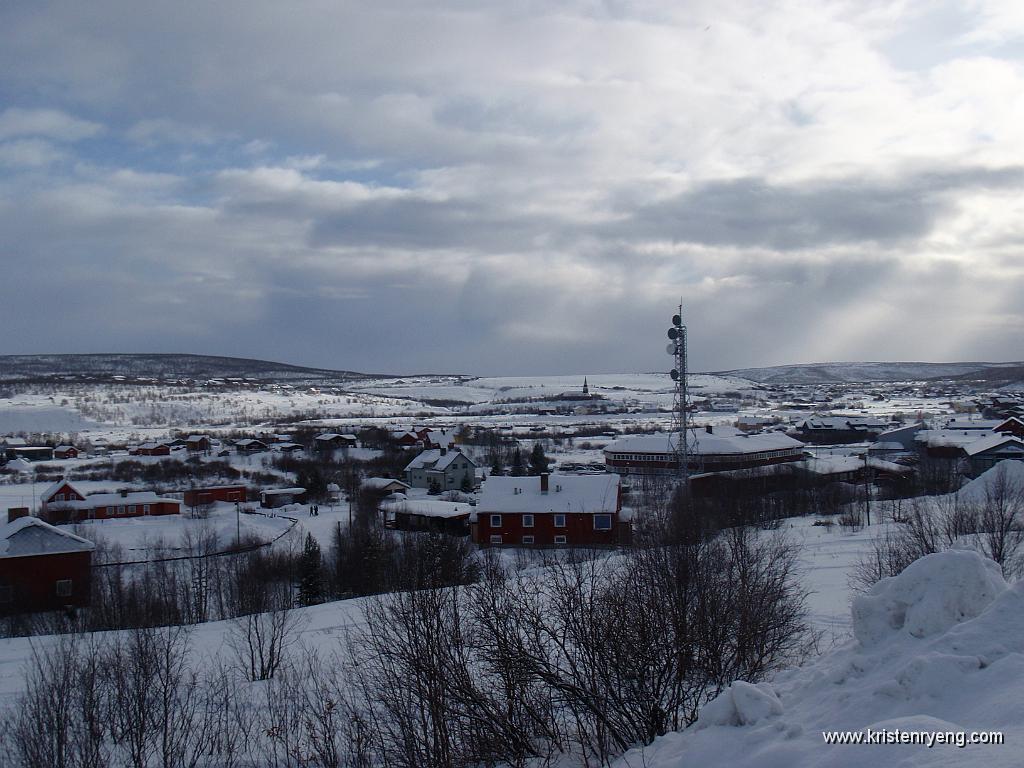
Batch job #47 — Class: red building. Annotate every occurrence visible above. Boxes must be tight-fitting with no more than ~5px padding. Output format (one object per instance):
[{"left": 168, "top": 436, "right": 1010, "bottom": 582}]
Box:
[
  {"left": 132, "top": 442, "right": 171, "bottom": 456},
  {"left": 472, "top": 473, "right": 629, "bottom": 548},
  {"left": 0, "top": 515, "right": 95, "bottom": 613},
  {"left": 53, "top": 445, "right": 79, "bottom": 459},
  {"left": 39, "top": 481, "right": 181, "bottom": 523},
  {"left": 183, "top": 485, "right": 248, "bottom": 507},
  {"left": 994, "top": 417, "right": 1024, "bottom": 438}
]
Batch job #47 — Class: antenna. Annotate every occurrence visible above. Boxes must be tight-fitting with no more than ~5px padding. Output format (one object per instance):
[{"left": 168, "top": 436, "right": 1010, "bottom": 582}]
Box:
[{"left": 667, "top": 302, "right": 698, "bottom": 486}]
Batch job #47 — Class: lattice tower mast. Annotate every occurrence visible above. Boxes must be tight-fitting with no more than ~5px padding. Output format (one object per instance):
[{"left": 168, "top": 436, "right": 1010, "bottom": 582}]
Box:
[{"left": 668, "top": 304, "right": 695, "bottom": 485}]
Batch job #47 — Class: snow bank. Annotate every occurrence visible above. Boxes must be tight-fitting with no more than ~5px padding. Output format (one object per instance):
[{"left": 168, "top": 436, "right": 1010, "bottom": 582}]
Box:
[
  {"left": 614, "top": 550, "right": 1024, "bottom": 768},
  {"left": 955, "top": 459, "right": 1024, "bottom": 504},
  {"left": 851, "top": 550, "right": 1006, "bottom": 646}
]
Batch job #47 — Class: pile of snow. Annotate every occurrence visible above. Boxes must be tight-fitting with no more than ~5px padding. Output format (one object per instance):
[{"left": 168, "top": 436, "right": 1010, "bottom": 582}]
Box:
[
  {"left": 615, "top": 549, "right": 1024, "bottom": 767},
  {"left": 851, "top": 551, "right": 1006, "bottom": 646},
  {"left": 955, "top": 459, "right": 1024, "bottom": 504}
]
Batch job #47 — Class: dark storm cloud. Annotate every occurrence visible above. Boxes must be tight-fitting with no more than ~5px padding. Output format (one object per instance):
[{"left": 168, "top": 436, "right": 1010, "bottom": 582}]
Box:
[{"left": 622, "top": 167, "right": 1024, "bottom": 250}]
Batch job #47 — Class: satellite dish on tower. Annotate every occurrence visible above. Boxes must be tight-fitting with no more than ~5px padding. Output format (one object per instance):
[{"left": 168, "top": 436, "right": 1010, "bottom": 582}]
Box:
[
  {"left": 667, "top": 328, "right": 679, "bottom": 340},
  {"left": 672, "top": 314, "right": 682, "bottom": 327},
  {"left": 670, "top": 369, "right": 679, "bottom": 380},
  {"left": 666, "top": 343, "right": 677, "bottom": 355}
]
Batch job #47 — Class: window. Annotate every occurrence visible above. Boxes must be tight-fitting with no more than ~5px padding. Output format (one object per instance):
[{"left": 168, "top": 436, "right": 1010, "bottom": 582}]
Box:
[
  {"left": 128, "top": 505, "right": 136, "bottom": 514},
  {"left": 143, "top": 504, "right": 151, "bottom": 514},
  {"left": 522, "top": 535, "right": 535, "bottom": 544},
  {"left": 490, "top": 514, "right": 502, "bottom": 527},
  {"left": 553, "top": 514, "right": 566, "bottom": 528},
  {"left": 55, "top": 493, "right": 65, "bottom": 502},
  {"left": 554, "top": 535, "right": 567, "bottom": 545},
  {"left": 118, "top": 505, "right": 126, "bottom": 516},
  {"left": 489, "top": 535, "right": 503, "bottom": 544},
  {"left": 522, "top": 514, "right": 534, "bottom": 528},
  {"left": 594, "top": 514, "right": 612, "bottom": 531},
  {"left": 55, "top": 580, "right": 72, "bottom": 598}
]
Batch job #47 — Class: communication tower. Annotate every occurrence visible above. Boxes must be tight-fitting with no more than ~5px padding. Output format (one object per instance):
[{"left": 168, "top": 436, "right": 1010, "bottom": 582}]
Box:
[{"left": 667, "top": 304, "right": 698, "bottom": 485}]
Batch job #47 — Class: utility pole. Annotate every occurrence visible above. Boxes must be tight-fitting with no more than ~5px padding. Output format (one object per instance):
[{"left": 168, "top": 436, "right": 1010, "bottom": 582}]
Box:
[
  {"left": 235, "top": 501, "right": 241, "bottom": 548},
  {"left": 862, "top": 453, "right": 872, "bottom": 526}
]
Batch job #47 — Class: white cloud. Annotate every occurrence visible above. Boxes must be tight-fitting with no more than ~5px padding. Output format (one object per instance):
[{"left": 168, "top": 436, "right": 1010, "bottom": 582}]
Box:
[{"left": 0, "top": 107, "right": 102, "bottom": 142}]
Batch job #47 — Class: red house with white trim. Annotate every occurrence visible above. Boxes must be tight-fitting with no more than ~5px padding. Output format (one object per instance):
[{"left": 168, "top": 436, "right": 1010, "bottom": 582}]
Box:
[
  {"left": 472, "top": 473, "right": 629, "bottom": 548},
  {"left": 39, "top": 481, "right": 181, "bottom": 523}
]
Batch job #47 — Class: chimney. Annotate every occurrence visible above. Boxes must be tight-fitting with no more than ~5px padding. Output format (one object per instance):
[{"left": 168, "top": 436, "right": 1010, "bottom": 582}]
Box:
[
  {"left": 7, "top": 507, "right": 29, "bottom": 523},
  {"left": 120, "top": 489, "right": 129, "bottom": 498},
  {"left": 440, "top": 446, "right": 447, "bottom": 456},
  {"left": 540, "top": 473, "right": 549, "bottom": 494},
  {"left": 705, "top": 425, "right": 713, "bottom": 434}
]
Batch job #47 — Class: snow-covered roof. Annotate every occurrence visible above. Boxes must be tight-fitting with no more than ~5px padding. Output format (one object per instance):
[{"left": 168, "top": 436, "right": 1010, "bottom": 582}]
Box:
[
  {"left": 235, "top": 438, "right": 266, "bottom": 447},
  {"left": 798, "top": 456, "right": 862, "bottom": 475},
  {"left": 54, "top": 444, "right": 76, "bottom": 451},
  {"left": 2, "top": 458, "right": 32, "bottom": 472},
  {"left": 261, "top": 487, "right": 306, "bottom": 496},
  {"left": 362, "top": 477, "right": 411, "bottom": 490},
  {"left": 944, "top": 417, "right": 1001, "bottom": 430},
  {"left": 404, "top": 448, "right": 475, "bottom": 472},
  {"left": 479, "top": 474, "right": 620, "bottom": 515},
  {"left": 1, "top": 437, "right": 27, "bottom": 447},
  {"left": 605, "top": 427, "right": 804, "bottom": 457},
  {"left": 916, "top": 429, "right": 988, "bottom": 449},
  {"left": 76, "top": 491, "right": 180, "bottom": 507},
  {"left": 795, "top": 415, "right": 889, "bottom": 431},
  {"left": 382, "top": 499, "right": 473, "bottom": 519},
  {"left": 0, "top": 516, "right": 95, "bottom": 559},
  {"left": 963, "top": 434, "right": 1024, "bottom": 457},
  {"left": 40, "top": 479, "right": 83, "bottom": 502}
]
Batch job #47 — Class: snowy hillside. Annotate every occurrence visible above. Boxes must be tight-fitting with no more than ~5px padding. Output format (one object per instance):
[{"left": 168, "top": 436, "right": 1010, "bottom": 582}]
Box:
[
  {"left": 715, "top": 361, "right": 1023, "bottom": 384},
  {"left": 615, "top": 549, "right": 1023, "bottom": 767},
  {"left": 0, "top": 353, "right": 376, "bottom": 383}
]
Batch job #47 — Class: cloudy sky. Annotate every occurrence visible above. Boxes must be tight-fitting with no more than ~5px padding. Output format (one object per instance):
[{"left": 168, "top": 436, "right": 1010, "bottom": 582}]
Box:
[{"left": 2, "top": 0, "right": 1023, "bottom": 375}]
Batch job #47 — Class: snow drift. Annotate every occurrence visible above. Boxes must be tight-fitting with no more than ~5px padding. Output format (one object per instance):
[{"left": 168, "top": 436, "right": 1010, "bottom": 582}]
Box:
[{"left": 615, "top": 549, "right": 1024, "bottom": 767}]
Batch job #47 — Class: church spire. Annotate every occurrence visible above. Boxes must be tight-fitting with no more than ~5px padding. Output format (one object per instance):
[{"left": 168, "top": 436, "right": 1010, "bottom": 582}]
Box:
[{"left": 583, "top": 376, "right": 589, "bottom": 396}]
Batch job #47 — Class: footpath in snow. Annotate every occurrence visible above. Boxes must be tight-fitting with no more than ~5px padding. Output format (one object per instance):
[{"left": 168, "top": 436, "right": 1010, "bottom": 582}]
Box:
[{"left": 615, "top": 549, "right": 1024, "bottom": 768}]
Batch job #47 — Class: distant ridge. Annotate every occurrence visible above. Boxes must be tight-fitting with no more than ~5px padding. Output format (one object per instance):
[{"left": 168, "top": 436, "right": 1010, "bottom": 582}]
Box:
[
  {"left": 712, "top": 361, "right": 1024, "bottom": 384},
  {"left": 0, "top": 353, "right": 381, "bottom": 383}
]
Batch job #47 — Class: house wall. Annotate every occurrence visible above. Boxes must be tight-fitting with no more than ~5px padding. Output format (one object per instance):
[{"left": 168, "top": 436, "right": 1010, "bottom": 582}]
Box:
[
  {"left": 0, "top": 551, "right": 92, "bottom": 613},
  {"left": 183, "top": 486, "right": 247, "bottom": 507},
  {"left": 474, "top": 511, "right": 623, "bottom": 548},
  {"left": 48, "top": 500, "right": 181, "bottom": 523}
]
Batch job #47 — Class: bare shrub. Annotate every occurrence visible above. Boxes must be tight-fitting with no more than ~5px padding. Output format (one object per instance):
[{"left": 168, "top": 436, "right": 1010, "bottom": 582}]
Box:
[{"left": 228, "top": 600, "right": 305, "bottom": 681}]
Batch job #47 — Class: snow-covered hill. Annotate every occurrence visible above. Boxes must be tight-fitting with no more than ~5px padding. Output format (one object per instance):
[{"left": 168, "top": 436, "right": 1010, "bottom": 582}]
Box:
[
  {"left": 615, "top": 549, "right": 1023, "bottom": 767},
  {"left": 714, "top": 361, "right": 1023, "bottom": 384},
  {"left": 0, "top": 353, "right": 377, "bottom": 383}
]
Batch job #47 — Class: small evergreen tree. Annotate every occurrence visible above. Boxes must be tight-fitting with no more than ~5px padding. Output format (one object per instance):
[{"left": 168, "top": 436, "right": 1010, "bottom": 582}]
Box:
[
  {"left": 428, "top": 478, "right": 442, "bottom": 495},
  {"left": 529, "top": 442, "right": 550, "bottom": 476},
  {"left": 460, "top": 473, "right": 473, "bottom": 492},
  {"left": 297, "top": 533, "right": 324, "bottom": 606},
  {"left": 510, "top": 448, "right": 525, "bottom": 477},
  {"left": 490, "top": 451, "right": 504, "bottom": 477}
]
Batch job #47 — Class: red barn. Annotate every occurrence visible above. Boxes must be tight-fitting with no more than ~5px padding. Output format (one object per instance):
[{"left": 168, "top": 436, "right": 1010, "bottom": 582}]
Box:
[
  {"left": 53, "top": 445, "right": 79, "bottom": 459},
  {"left": 183, "top": 485, "right": 248, "bottom": 507},
  {"left": 473, "top": 473, "right": 630, "bottom": 548},
  {"left": 0, "top": 516, "right": 95, "bottom": 613}
]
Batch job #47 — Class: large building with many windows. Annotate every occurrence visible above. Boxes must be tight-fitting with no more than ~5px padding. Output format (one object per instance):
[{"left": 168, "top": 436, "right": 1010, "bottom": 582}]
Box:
[{"left": 604, "top": 426, "right": 805, "bottom": 475}]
